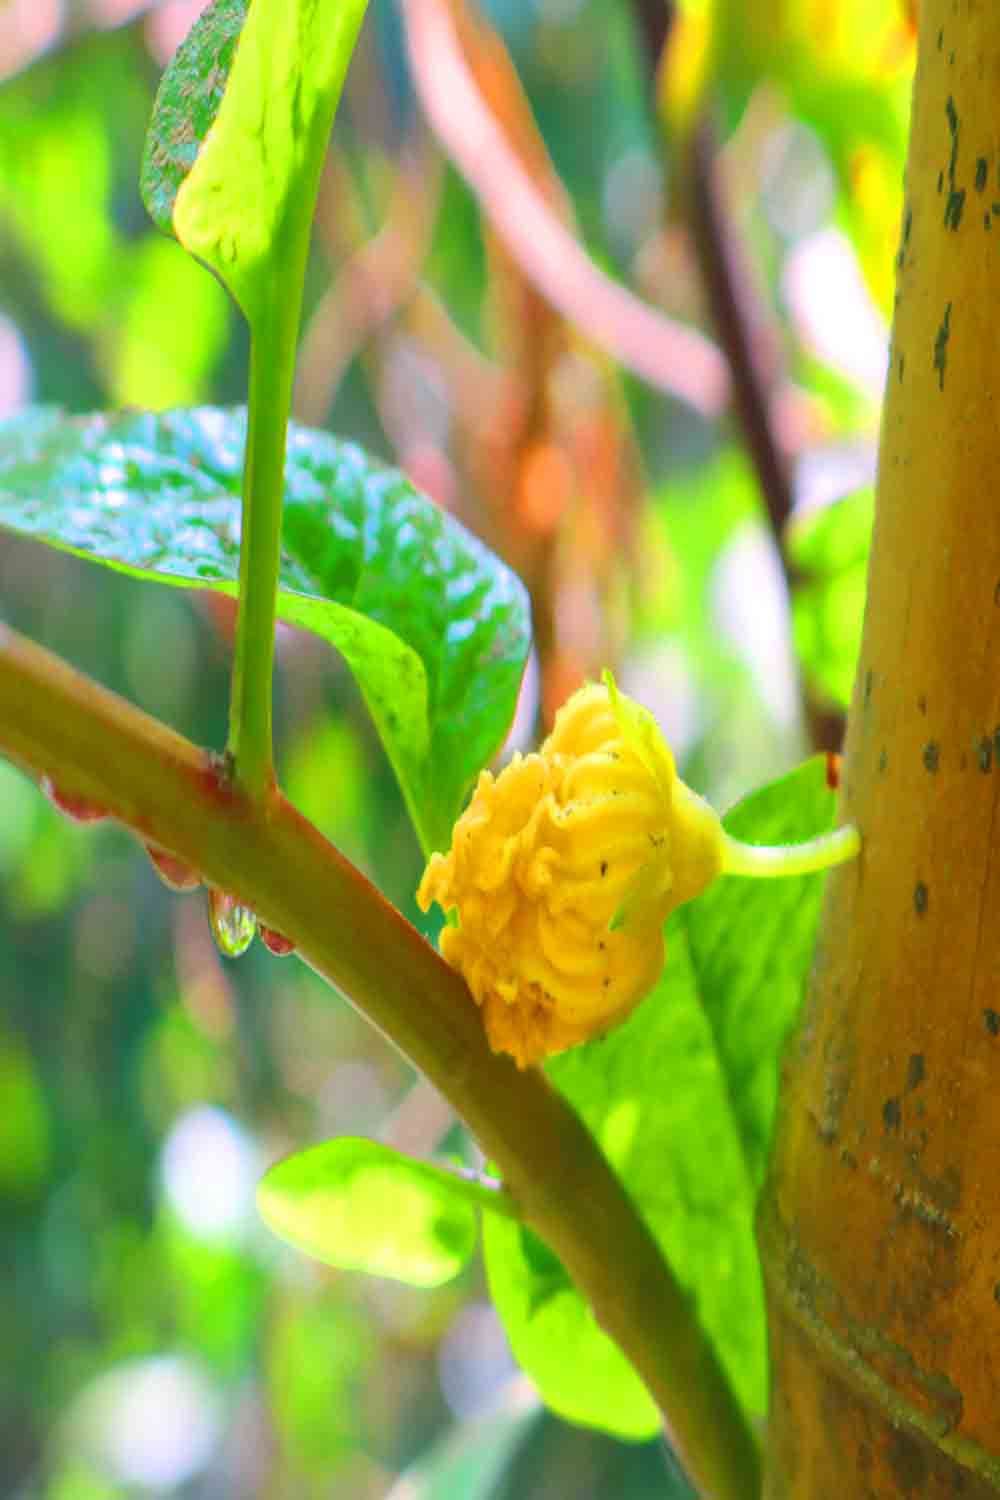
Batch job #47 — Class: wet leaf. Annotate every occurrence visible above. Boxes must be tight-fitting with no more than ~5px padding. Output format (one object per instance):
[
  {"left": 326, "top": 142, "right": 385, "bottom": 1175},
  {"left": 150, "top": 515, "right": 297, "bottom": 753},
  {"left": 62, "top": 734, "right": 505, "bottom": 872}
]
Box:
[{"left": 0, "top": 406, "right": 531, "bottom": 853}]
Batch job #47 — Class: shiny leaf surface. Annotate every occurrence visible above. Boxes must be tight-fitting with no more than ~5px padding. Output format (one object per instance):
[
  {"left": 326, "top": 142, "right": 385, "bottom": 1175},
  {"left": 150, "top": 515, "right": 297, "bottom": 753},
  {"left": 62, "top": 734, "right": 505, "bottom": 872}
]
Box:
[{"left": 0, "top": 406, "right": 531, "bottom": 853}]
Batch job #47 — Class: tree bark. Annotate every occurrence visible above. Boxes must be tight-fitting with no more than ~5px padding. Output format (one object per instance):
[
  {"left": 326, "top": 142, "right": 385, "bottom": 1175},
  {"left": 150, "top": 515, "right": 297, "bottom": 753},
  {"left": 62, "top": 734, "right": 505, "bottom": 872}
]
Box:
[{"left": 760, "top": 2, "right": 1000, "bottom": 1494}]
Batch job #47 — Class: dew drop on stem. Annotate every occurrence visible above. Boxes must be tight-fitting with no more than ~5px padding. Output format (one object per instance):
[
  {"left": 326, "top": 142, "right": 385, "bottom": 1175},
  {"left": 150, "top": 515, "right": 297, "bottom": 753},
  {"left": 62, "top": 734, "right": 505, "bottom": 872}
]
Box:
[
  {"left": 146, "top": 845, "right": 202, "bottom": 892},
  {"left": 41, "top": 776, "right": 109, "bottom": 823},
  {"left": 207, "top": 889, "right": 257, "bottom": 958},
  {"left": 259, "top": 925, "right": 295, "bottom": 957}
]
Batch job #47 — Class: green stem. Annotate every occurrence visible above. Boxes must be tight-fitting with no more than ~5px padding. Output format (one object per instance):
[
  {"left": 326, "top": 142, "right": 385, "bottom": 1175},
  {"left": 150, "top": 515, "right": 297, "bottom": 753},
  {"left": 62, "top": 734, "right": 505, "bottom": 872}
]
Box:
[
  {"left": 179, "top": 0, "right": 369, "bottom": 798},
  {"left": 0, "top": 622, "right": 761, "bottom": 1500},
  {"left": 226, "top": 282, "right": 300, "bottom": 797},
  {"left": 721, "top": 824, "right": 860, "bottom": 879}
]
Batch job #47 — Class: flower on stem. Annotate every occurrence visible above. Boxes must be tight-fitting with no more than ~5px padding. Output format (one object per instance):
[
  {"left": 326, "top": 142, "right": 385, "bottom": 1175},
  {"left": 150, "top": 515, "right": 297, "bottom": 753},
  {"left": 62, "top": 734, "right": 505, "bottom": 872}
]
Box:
[
  {"left": 418, "top": 674, "right": 859, "bottom": 1068},
  {"left": 418, "top": 675, "right": 719, "bottom": 1065}
]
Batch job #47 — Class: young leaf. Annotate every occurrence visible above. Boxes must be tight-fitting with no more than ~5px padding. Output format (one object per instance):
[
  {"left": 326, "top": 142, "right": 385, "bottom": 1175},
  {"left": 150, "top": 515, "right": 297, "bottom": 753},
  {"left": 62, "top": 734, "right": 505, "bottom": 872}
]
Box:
[
  {"left": 0, "top": 406, "right": 530, "bottom": 854},
  {"left": 141, "top": 0, "right": 368, "bottom": 326},
  {"left": 257, "top": 1138, "right": 493, "bottom": 1287},
  {"left": 484, "top": 759, "right": 838, "bottom": 1440}
]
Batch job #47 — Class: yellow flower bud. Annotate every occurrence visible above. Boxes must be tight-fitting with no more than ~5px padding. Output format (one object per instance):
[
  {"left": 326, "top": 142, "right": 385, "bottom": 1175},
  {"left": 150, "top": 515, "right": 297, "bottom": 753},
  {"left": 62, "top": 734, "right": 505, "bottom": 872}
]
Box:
[{"left": 417, "top": 676, "right": 726, "bottom": 1067}]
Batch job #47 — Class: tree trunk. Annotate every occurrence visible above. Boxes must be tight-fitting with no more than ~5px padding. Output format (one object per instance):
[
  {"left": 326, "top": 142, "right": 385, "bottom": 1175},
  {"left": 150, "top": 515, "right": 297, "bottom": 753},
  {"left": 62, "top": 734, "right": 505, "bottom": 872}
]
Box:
[{"left": 760, "top": 3, "right": 1000, "bottom": 1495}]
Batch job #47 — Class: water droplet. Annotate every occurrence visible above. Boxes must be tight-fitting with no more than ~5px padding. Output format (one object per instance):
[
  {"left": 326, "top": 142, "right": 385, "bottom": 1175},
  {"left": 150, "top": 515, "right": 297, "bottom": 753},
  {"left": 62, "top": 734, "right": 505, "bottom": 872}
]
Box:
[
  {"left": 259, "top": 925, "right": 295, "bottom": 957},
  {"left": 146, "top": 845, "right": 202, "bottom": 892},
  {"left": 207, "top": 889, "right": 257, "bottom": 958},
  {"left": 41, "top": 776, "right": 109, "bottom": 823}
]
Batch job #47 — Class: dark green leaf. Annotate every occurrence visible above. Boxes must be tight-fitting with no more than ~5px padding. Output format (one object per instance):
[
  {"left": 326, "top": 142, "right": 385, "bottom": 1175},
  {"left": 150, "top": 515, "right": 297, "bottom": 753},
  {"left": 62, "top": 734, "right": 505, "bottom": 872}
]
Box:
[
  {"left": 681, "top": 756, "right": 838, "bottom": 1191},
  {"left": 140, "top": 0, "right": 247, "bottom": 238},
  {"left": 0, "top": 406, "right": 530, "bottom": 853},
  {"left": 257, "top": 1137, "right": 486, "bottom": 1287},
  {"left": 485, "top": 759, "right": 840, "bottom": 1438}
]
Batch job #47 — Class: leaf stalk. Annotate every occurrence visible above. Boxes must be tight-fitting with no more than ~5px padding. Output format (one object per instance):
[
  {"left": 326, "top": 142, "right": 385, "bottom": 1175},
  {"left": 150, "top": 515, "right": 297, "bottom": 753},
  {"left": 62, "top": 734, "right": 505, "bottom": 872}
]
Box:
[
  {"left": 721, "top": 824, "right": 861, "bottom": 880},
  {"left": 227, "top": 277, "right": 302, "bottom": 797}
]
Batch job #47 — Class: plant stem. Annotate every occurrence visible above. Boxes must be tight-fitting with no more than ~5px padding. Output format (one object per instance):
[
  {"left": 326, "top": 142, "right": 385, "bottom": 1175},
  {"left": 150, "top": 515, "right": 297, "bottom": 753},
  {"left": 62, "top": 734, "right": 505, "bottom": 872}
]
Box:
[
  {"left": 721, "top": 825, "right": 860, "bottom": 880},
  {"left": 175, "top": 0, "right": 370, "bottom": 798},
  {"left": 762, "top": 4, "right": 1000, "bottom": 1492},
  {"left": 226, "top": 278, "right": 301, "bottom": 798},
  {"left": 0, "top": 622, "right": 761, "bottom": 1500}
]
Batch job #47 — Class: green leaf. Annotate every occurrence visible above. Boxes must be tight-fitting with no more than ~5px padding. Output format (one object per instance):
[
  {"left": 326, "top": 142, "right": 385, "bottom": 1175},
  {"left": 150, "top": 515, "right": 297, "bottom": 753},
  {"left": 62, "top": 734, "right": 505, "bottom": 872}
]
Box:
[
  {"left": 140, "top": 0, "right": 368, "bottom": 325},
  {"left": 386, "top": 1384, "right": 540, "bottom": 1500},
  {"left": 484, "top": 759, "right": 839, "bottom": 1440},
  {"left": 681, "top": 756, "right": 838, "bottom": 1191},
  {"left": 257, "top": 1138, "right": 488, "bottom": 1287},
  {"left": 0, "top": 406, "right": 530, "bottom": 853},
  {"left": 788, "top": 488, "right": 872, "bottom": 708},
  {"left": 486, "top": 919, "right": 766, "bottom": 1441},
  {"left": 483, "top": 1213, "right": 662, "bottom": 1441}
]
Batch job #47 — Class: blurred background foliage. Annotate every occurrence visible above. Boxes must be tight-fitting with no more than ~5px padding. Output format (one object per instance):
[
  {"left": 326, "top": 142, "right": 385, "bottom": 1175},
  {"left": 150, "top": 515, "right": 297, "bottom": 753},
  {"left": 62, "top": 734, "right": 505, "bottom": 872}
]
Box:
[{"left": 0, "top": 0, "right": 912, "bottom": 1495}]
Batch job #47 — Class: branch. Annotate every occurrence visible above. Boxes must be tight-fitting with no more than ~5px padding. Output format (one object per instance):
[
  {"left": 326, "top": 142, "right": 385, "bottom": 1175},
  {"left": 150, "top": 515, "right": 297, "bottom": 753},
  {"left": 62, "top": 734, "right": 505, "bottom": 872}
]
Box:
[
  {"left": 398, "top": 0, "right": 730, "bottom": 419},
  {"left": 629, "top": 0, "right": 847, "bottom": 753},
  {"left": 685, "top": 117, "right": 796, "bottom": 567},
  {"left": 763, "top": 4, "right": 1000, "bottom": 1485},
  {"left": 628, "top": 0, "right": 674, "bottom": 74},
  {"left": 685, "top": 116, "right": 847, "bottom": 752},
  {"left": 0, "top": 621, "right": 760, "bottom": 1500},
  {"left": 626, "top": 0, "right": 803, "bottom": 563}
]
